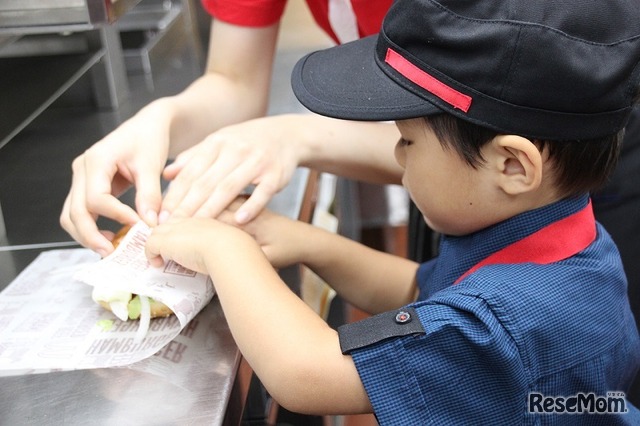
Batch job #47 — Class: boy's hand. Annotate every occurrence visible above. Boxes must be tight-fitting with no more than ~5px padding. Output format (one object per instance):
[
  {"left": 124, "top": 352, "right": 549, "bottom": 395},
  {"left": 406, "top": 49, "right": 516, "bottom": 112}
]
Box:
[
  {"left": 145, "top": 217, "right": 258, "bottom": 275},
  {"left": 145, "top": 198, "right": 317, "bottom": 276},
  {"left": 218, "top": 199, "right": 314, "bottom": 269}
]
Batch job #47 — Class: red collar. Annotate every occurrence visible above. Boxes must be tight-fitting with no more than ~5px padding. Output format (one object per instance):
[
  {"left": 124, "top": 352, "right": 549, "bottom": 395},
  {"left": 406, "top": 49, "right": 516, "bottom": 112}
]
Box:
[{"left": 454, "top": 200, "right": 596, "bottom": 285}]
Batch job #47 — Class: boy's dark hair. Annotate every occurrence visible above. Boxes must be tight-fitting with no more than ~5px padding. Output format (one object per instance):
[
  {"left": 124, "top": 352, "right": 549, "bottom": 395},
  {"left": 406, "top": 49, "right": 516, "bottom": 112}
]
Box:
[{"left": 425, "top": 114, "right": 622, "bottom": 197}]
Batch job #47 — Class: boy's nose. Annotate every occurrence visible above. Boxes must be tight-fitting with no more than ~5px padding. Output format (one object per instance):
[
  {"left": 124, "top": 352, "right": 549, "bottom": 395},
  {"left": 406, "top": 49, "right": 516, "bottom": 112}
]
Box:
[{"left": 394, "top": 140, "right": 407, "bottom": 168}]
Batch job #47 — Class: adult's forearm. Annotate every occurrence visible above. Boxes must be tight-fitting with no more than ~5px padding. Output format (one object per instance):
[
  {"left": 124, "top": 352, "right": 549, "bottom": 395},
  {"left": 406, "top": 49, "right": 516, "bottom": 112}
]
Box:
[
  {"left": 292, "top": 114, "right": 403, "bottom": 185},
  {"left": 165, "top": 73, "right": 270, "bottom": 157},
  {"left": 165, "top": 20, "right": 279, "bottom": 157}
]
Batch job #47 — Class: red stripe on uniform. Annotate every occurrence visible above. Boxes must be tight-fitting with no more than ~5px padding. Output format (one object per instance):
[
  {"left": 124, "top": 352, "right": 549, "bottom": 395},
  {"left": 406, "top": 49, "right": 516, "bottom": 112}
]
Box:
[
  {"left": 385, "top": 48, "right": 472, "bottom": 112},
  {"left": 454, "top": 200, "right": 596, "bottom": 285}
]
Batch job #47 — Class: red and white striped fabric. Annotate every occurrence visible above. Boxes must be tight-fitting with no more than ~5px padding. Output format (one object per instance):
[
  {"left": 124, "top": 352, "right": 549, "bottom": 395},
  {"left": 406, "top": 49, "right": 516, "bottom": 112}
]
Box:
[{"left": 200, "top": 0, "right": 392, "bottom": 44}]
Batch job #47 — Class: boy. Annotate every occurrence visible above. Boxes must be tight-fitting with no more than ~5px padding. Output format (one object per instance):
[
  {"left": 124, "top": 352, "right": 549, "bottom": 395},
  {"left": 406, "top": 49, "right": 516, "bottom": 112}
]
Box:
[{"left": 145, "top": 0, "right": 640, "bottom": 423}]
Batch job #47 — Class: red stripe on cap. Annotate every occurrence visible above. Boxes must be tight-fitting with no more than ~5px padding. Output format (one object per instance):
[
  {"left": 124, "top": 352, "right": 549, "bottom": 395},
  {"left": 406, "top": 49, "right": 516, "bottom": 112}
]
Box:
[{"left": 385, "top": 48, "right": 472, "bottom": 112}]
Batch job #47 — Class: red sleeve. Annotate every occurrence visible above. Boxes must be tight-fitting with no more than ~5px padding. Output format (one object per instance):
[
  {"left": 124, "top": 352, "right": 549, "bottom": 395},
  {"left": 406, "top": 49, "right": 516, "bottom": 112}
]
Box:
[
  {"left": 351, "top": 0, "right": 392, "bottom": 37},
  {"left": 201, "top": 0, "right": 288, "bottom": 27},
  {"left": 304, "top": 0, "right": 392, "bottom": 43}
]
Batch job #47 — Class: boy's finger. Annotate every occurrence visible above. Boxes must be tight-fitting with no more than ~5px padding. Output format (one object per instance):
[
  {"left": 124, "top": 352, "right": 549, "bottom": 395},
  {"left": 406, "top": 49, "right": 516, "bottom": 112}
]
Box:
[{"left": 234, "top": 180, "right": 278, "bottom": 224}]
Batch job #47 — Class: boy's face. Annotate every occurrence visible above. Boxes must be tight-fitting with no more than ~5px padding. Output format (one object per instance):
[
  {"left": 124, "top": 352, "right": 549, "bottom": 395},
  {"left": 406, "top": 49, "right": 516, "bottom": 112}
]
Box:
[{"left": 394, "top": 118, "right": 497, "bottom": 236}]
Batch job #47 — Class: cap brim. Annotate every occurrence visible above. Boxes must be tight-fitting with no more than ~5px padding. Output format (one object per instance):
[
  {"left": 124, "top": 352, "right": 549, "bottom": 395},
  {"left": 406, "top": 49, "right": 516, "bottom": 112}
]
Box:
[{"left": 291, "top": 35, "right": 442, "bottom": 122}]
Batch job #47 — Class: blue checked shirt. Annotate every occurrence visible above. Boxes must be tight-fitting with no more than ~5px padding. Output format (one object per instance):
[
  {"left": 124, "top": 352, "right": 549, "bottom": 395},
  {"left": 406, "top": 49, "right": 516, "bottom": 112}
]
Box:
[{"left": 339, "top": 195, "right": 640, "bottom": 424}]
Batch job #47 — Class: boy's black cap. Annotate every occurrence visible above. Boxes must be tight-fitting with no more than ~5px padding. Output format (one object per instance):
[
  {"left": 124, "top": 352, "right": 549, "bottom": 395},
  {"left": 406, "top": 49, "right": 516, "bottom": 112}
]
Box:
[{"left": 292, "top": 0, "right": 640, "bottom": 140}]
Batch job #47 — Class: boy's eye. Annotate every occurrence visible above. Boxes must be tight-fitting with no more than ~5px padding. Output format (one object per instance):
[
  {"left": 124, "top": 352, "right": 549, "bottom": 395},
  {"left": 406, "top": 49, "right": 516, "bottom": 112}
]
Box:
[{"left": 398, "top": 137, "right": 412, "bottom": 147}]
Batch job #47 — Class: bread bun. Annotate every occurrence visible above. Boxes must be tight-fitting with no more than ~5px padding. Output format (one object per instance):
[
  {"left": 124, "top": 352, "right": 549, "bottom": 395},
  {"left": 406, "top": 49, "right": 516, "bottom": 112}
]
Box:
[
  {"left": 96, "top": 224, "right": 173, "bottom": 319},
  {"left": 111, "top": 224, "right": 131, "bottom": 248}
]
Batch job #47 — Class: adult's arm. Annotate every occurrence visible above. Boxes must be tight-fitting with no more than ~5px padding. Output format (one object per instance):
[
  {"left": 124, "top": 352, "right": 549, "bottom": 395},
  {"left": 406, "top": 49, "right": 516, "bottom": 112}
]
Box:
[
  {"left": 160, "top": 113, "right": 403, "bottom": 224},
  {"left": 60, "top": 21, "right": 280, "bottom": 255}
]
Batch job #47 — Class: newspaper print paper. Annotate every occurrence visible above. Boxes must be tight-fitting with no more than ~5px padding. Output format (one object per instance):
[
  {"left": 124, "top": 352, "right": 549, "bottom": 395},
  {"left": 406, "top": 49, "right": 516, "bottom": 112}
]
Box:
[{"left": 0, "top": 222, "right": 214, "bottom": 375}]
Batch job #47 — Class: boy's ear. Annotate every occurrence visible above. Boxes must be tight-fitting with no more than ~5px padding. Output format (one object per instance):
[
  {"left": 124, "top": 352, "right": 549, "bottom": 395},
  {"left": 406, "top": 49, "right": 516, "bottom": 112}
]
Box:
[{"left": 488, "top": 135, "right": 543, "bottom": 195}]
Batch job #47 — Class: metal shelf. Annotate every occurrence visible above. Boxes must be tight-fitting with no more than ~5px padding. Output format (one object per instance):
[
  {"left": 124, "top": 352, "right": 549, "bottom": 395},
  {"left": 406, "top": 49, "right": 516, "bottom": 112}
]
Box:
[
  {"left": 0, "top": 49, "right": 105, "bottom": 150},
  {"left": 0, "top": 1, "right": 143, "bottom": 149},
  {"left": 119, "top": 5, "right": 185, "bottom": 75},
  {"left": 0, "top": 0, "right": 142, "bottom": 31},
  {"left": 0, "top": 0, "right": 200, "bottom": 148}
]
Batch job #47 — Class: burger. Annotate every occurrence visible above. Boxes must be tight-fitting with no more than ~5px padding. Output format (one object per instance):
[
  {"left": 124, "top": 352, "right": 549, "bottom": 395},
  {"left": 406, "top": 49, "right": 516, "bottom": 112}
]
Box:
[{"left": 91, "top": 225, "right": 173, "bottom": 323}]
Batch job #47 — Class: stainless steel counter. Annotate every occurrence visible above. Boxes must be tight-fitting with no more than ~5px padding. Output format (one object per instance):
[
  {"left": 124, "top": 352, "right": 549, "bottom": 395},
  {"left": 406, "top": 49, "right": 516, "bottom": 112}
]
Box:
[
  {"left": 0, "top": 246, "right": 253, "bottom": 426},
  {"left": 0, "top": 359, "right": 249, "bottom": 425},
  {"left": 0, "top": 169, "right": 312, "bottom": 425}
]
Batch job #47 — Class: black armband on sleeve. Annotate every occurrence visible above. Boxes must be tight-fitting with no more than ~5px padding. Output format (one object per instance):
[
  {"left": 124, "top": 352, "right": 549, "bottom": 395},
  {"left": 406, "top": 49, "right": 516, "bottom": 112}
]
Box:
[{"left": 338, "top": 307, "right": 426, "bottom": 354}]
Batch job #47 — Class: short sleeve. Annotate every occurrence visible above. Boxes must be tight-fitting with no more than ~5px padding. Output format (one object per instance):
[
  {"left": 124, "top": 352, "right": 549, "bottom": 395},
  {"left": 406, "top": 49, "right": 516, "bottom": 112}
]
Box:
[
  {"left": 201, "top": 0, "right": 288, "bottom": 27},
  {"left": 416, "top": 260, "right": 436, "bottom": 298},
  {"left": 348, "top": 295, "right": 528, "bottom": 424}
]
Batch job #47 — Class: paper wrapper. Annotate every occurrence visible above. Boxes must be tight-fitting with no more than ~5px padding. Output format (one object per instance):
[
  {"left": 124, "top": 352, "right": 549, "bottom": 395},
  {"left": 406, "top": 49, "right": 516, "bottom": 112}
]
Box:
[
  {"left": 0, "top": 222, "right": 214, "bottom": 375},
  {"left": 74, "top": 221, "right": 214, "bottom": 326}
]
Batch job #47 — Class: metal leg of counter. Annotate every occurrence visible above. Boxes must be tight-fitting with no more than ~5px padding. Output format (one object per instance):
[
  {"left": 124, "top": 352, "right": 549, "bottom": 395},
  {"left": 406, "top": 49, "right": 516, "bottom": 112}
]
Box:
[
  {"left": 223, "top": 357, "right": 254, "bottom": 426},
  {"left": 180, "top": 0, "right": 204, "bottom": 65},
  {"left": 0, "top": 200, "right": 5, "bottom": 242},
  {"left": 87, "top": 26, "right": 129, "bottom": 109},
  {"left": 117, "top": 0, "right": 204, "bottom": 90}
]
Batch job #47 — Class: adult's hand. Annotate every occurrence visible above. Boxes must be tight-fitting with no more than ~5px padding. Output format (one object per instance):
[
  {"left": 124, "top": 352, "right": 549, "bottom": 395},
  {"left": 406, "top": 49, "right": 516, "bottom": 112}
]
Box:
[
  {"left": 160, "top": 115, "right": 305, "bottom": 225},
  {"left": 60, "top": 102, "right": 172, "bottom": 256},
  {"left": 160, "top": 114, "right": 404, "bottom": 225},
  {"left": 60, "top": 20, "right": 288, "bottom": 254}
]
